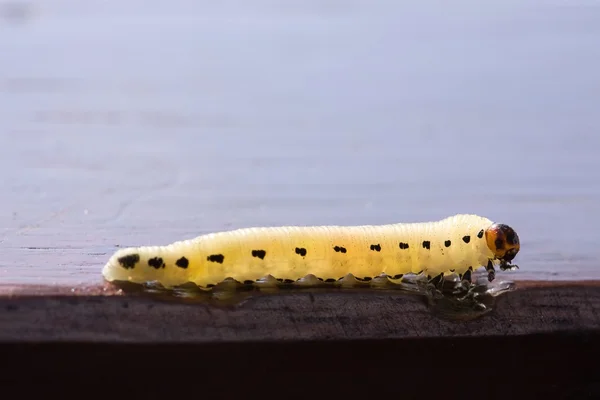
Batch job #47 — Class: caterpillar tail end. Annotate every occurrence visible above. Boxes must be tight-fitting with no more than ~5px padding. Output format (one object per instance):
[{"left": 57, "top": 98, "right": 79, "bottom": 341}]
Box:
[
  {"left": 101, "top": 246, "right": 193, "bottom": 290},
  {"left": 102, "top": 248, "right": 138, "bottom": 284}
]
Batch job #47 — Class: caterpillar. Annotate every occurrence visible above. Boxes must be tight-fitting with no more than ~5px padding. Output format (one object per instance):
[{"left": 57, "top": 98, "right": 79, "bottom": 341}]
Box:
[{"left": 101, "top": 214, "right": 520, "bottom": 291}]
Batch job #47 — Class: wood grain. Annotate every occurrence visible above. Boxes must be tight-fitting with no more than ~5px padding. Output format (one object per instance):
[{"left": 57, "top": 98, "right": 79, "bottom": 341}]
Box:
[{"left": 1, "top": 282, "right": 598, "bottom": 342}]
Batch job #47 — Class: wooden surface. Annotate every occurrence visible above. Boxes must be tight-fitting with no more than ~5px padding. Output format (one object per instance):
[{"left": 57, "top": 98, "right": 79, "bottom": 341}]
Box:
[
  {"left": 1, "top": 281, "right": 598, "bottom": 342},
  {"left": 1, "top": 282, "right": 600, "bottom": 398},
  {"left": 1, "top": 0, "right": 600, "bottom": 286}
]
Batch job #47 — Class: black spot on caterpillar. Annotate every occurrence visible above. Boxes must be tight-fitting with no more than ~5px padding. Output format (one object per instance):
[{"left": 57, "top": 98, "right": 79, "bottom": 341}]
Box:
[
  {"left": 251, "top": 250, "right": 266, "bottom": 260},
  {"left": 176, "top": 256, "right": 189, "bottom": 269},
  {"left": 117, "top": 253, "right": 139, "bottom": 270},
  {"left": 102, "top": 214, "right": 521, "bottom": 290},
  {"left": 148, "top": 257, "right": 165, "bottom": 269},
  {"left": 494, "top": 238, "right": 504, "bottom": 250},
  {"left": 206, "top": 254, "right": 224, "bottom": 264}
]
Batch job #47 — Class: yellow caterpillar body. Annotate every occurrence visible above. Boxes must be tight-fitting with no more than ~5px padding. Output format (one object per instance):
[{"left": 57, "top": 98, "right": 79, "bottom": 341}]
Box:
[{"left": 102, "top": 214, "right": 521, "bottom": 289}]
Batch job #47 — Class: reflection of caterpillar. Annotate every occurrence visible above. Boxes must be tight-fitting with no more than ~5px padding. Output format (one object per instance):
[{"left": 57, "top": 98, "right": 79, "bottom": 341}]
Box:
[{"left": 102, "top": 214, "right": 520, "bottom": 290}]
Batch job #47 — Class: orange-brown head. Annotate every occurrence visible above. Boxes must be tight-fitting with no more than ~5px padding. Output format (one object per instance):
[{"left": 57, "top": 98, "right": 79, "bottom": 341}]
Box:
[{"left": 485, "top": 223, "right": 520, "bottom": 262}]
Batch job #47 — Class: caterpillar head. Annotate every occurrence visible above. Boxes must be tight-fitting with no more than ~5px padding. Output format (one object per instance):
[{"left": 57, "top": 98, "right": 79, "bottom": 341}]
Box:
[{"left": 485, "top": 223, "right": 520, "bottom": 262}]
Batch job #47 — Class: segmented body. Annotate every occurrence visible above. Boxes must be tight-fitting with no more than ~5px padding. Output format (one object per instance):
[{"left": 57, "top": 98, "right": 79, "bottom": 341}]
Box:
[{"left": 102, "top": 214, "right": 501, "bottom": 289}]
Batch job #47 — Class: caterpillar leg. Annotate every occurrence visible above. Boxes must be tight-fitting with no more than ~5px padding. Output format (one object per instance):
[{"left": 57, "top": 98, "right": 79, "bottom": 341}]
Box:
[
  {"left": 427, "top": 272, "right": 478, "bottom": 299},
  {"left": 459, "top": 267, "right": 473, "bottom": 284},
  {"left": 486, "top": 260, "right": 496, "bottom": 282},
  {"left": 499, "top": 260, "right": 519, "bottom": 271},
  {"left": 428, "top": 272, "right": 445, "bottom": 288}
]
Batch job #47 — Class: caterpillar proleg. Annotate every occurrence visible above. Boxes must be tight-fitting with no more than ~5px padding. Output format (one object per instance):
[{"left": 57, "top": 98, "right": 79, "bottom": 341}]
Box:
[{"left": 102, "top": 214, "right": 520, "bottom": 291}]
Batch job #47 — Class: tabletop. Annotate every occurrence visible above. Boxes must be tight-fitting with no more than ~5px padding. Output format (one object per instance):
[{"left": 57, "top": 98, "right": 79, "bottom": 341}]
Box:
[{"left": 1, "top": 0, "right": 599, "bottom": 286}]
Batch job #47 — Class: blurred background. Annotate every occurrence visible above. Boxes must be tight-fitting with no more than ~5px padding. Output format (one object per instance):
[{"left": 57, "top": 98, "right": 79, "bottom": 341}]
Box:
[{"left": 1, "top": 0, "right": 599, "bottom": 285}]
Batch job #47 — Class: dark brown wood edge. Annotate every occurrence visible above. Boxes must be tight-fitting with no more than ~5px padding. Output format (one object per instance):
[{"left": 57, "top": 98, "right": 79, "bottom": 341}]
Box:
[
  {"left": 1, "top": 332, "right": 599, "bottom": 399},
  {"left": 1, "top": 281, "right": 598, "bottom": 341}
]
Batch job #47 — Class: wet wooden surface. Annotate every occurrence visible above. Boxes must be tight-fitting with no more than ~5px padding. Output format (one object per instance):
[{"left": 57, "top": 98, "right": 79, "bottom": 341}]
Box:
[
  {"left": 0, "top": 282, "right": 599, "bottom": 342},
  {"left": 1, "top": 0, "right": 600, "bottom": 286}
]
